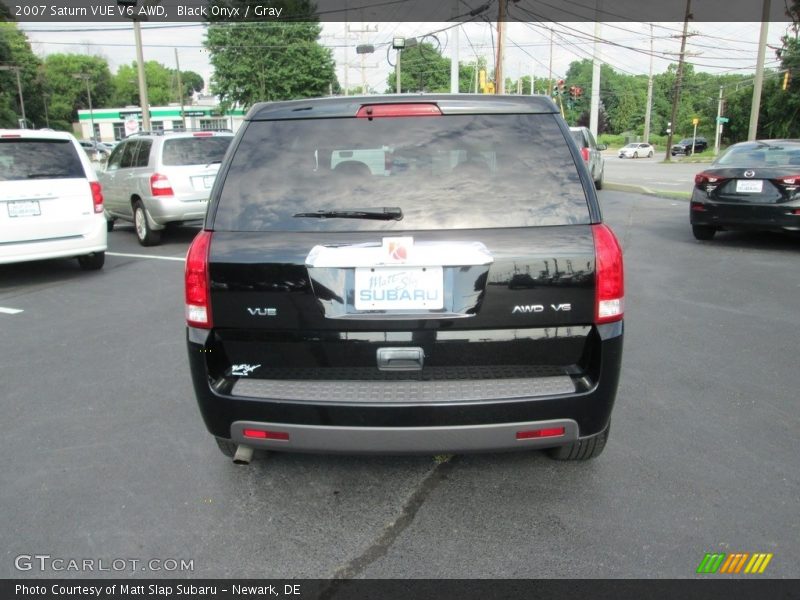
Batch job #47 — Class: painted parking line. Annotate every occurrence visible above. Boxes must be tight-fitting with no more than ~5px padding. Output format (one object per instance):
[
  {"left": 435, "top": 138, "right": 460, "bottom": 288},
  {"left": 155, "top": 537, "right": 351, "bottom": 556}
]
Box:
[
  {"left": 0, "top": 307, "right": 24, "bottom": 315},
  {"left": 106, "top": 252, "right": 185, "bottom": 262}
]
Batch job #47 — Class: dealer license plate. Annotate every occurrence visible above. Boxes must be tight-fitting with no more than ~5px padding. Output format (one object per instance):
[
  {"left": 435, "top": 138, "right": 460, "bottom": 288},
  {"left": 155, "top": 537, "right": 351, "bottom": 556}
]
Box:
[
  {"left": 736, "top": 179, "right": 763, "bottom": 193},
  {"left": 354, "top": 266, "right": 444, "bottom": 310},
  {"left": 7, "top": 200, "right": 41, "bottom": 218}
]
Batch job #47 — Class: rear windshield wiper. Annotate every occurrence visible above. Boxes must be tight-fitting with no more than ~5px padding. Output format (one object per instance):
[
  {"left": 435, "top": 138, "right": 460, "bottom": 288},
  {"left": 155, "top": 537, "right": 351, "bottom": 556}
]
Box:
[
  {"left": 26, "top": 173, "right": 67, "bottom": 179},
  {"left": 293, "top": 207, "right": 403, "bottom": 221}
]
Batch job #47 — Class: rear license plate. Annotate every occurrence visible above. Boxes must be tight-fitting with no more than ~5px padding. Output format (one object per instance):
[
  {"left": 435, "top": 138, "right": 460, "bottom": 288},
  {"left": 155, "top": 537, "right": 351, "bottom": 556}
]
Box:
[
  {"left": 7, "top": 200, "right": 41, "bottom": 218},
  {"left": 736, "top": 179, "right": 763, "bottom": 193},
  {"left": 354, "top": 266, "right": 444, "bottom": 310}
]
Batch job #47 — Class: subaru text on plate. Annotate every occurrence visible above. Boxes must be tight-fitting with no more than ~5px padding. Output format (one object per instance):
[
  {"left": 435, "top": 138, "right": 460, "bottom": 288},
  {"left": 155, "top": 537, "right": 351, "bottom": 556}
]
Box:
[{"left": 185, "top": 95, "right": 625, "bottom": 464}]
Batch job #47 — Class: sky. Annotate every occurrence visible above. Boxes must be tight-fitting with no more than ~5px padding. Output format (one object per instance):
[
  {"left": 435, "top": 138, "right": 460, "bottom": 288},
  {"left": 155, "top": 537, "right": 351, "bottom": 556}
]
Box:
[{"left": 18, "top": 20, "right": 789, "bottom": 99}]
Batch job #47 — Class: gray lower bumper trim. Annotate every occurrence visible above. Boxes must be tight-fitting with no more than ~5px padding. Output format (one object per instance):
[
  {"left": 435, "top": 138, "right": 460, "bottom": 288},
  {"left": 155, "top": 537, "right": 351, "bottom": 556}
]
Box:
[
  {"left": 230, "top": 419, "right": 579, "bottom": 454},
  {"left": 232, "top": 375, "right": 575, "bottom": 404}
]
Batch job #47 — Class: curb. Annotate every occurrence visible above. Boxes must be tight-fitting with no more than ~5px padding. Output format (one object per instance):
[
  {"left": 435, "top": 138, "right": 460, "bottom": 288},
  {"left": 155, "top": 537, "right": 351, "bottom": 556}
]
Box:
[{"left": 604, "top": 181, "right": 691, "bottom": 201}]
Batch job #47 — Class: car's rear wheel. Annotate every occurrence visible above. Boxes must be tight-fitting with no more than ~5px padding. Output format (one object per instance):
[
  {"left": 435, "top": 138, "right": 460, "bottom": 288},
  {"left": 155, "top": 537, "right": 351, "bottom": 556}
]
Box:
[
  {"left": 547, "top": 424, "right": 609, "bottom": 461},
  {"left": 106, "top": 219, "right": 115, "bottom": 232},
  {"left": 648, "top": 150, "right": 653, "bottom": 158},
  {"left": 595, "top": 169, "right": 604, "bottom": 190},
  {"left": 692, "top": 225, "right": 716, "bottom": 240},
  {"left": 134, "top": 200, "right": 162, "bottom": 246},
  {"left": 77, "top": 251, "right": 105, "bottom": 271}
]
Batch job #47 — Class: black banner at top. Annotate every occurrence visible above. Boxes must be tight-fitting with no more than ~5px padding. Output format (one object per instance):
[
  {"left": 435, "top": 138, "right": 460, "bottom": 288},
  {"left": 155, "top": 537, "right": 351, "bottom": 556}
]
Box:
[{"left": 0, "top": 0, "right": 794, "bottom": 23}]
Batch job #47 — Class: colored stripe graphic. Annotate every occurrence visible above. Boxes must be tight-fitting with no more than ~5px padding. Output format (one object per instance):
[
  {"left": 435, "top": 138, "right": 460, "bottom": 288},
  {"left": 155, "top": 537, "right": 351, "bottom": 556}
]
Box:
[
  {"left": 744, "top": 553, "right": 773, "bottom": 574},
  {"left": 720, "top": 553, "right": 749, "bottom": 574},
  {"left": 697, "top": 553, "right": 726, "bottom": 574}
]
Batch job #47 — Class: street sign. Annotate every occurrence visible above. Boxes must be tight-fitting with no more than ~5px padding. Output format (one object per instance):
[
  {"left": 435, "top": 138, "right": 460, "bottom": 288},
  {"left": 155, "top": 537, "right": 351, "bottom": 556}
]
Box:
[
  {"left": 692, "top": 118, "right": 699, "bottom": 125},
  {"left": 717, "top": 117, "right": 730, "bottom": 124}
]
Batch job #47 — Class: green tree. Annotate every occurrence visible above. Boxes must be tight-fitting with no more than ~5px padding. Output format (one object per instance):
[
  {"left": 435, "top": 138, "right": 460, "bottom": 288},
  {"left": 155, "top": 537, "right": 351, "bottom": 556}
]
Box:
[
  {"left": 0, "top": 23, "right": 45, "bottom": 128},
  {"left": 111, "top": 61, "right": 195, "bottom": 107},
  {"left": 41, "top": 54, "right": 113, "bottom": 132},
  {"left": 386, "top": 42, "right": 452, "bottom": 93},
  {"left": 205, "top": 4, "right": 336, "bottom": 109}
]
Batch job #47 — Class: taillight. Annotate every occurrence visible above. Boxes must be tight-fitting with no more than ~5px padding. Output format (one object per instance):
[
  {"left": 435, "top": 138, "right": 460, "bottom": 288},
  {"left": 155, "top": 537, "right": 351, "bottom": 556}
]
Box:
[
  {"left": 89, "top": 181, "right": 104, "bottom": 214},
  {"left": 580, "top": 147, "right": 590, "bottom": 163},
  {"left": 694, "top": 171, "right": 728, "bottom": 191},
  {"left": 193, "top": 132, "right": 214, "bottom": 137},
  {"left": 185, "top": 230, "right": 213, "bottom": 328},
  {"left": 593, "top": 223, "right": 624, "bottom": 324},
  {"left": 356, "top": 103, "right": 442, "bottom": 118},
  {"left": 150, "top": 173, "right": 174, "bottom": 197},
  {"left": 775, "top": 174, "right": 800, "bottom": 184}
]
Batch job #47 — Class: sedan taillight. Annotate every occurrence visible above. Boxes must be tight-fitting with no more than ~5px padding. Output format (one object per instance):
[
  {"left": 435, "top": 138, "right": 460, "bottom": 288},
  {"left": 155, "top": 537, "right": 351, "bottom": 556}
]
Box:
[
  {"left": 580, "top": 147, "right": 590, "bottom": 163},
  {"left": 695, "top": 171, "right": 727, "bottom": 192}
]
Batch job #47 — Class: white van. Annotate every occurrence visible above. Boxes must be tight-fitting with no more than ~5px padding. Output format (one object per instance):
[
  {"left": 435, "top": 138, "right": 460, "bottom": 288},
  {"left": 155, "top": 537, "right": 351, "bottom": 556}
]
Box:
[{"left": 0, "top": 129, "right": 107, "bottom": 269}]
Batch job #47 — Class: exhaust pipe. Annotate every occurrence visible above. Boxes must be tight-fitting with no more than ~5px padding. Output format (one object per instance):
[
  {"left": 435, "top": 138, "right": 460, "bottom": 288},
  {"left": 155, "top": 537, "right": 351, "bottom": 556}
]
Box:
[{"left": 233, "top": 444, "right": 254, "bottom": 465}]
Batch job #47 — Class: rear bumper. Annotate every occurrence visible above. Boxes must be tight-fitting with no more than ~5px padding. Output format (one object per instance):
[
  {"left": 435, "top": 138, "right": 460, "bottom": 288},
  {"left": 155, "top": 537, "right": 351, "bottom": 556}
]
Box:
[
  {"left": 143, "top": 195, "right": 209, "bottom": 226},
  {"left": 691, "top": 194, "right": 800, "bottom": 231},
  {"left": 230, "top": 419, "right": 580, "bottom": 454},
  {"left": 0, "top": 217, "right": 106, "bottom": 265},
  {"left": 186, "top": 322, "right": 623, "bottom": 454}
]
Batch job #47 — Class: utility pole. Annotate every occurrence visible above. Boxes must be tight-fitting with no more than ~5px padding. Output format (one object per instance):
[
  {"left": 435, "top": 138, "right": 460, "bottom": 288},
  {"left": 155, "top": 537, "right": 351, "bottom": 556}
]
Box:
[
  {"left": 643, "top": 24, "right": 654, "bottom": 143},
  {"left": 714, "top": 85, "right": 724, "bottom": 155},
  {"left": 73, "top": 74, "right": 95, "bottom": 140},
  {"left": 349, "top": 23, "right": 378, "bottom": 94},
  {"left": 0, "top": 66, "right": 25, "bottom": 127},
  {"left": 589, "top": 0, "right": 602, "bottom": 137},
  {"left": 495, "top": 0, "right": 506, "bottom": 94},
  {"left": 133, "top": 19, "right": 150, "bottom": 131},
  {"left": 396, "top": 50, "right": 401, "bottom": 94},
  {"left": 664, "top": 0, "right": 692, "bottom": 162},
  {"left": 175, "top": 48, "right": 185, "bottom": 130},
  {"left": 450, "top": 0, "right": 460, "bottom": 93},
  {"left": 548, "top": 28, "right": 554, "bottom": 97},
  {"left": 748, "top": 0, "right": 770, "bottom": 140},
  {"left": 531, "top": 62, "right": 535, "bottom": 95}
]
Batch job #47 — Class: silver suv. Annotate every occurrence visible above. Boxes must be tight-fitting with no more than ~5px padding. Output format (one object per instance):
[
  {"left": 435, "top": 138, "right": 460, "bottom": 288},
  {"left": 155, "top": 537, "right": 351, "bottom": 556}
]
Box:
[
  {"left": 569, "top": 126, "right": 606, "bottom": 189},
  {"left": 99, "top": 130, "right": 233, "bottom": 245}
]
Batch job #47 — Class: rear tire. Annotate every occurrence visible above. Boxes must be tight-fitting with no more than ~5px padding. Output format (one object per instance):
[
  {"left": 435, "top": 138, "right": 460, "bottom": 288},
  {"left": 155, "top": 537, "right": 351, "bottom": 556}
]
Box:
[
  {"left": 547, "top": 424, "right": 609, "bottom": 461},
  {"left": 595, "top": 170, "right": 604, "bottom": 190},
  {"left": 692, "top": 225, "right": 716, "bottom": 240},
  {"left": 647, "top": 150, "right": 653, "bottom": 158},
  {"left": 106, "top": 219, "right": 115, "bottom": 232},
  {"left": 215, "top": 437, "right": 237, "bottom": 458},
  {"left": 77, "top": 251, "right": 105, "bottom": 271},
  {"left": 134, "top": 200, "right": 162, "bottom": 246}
]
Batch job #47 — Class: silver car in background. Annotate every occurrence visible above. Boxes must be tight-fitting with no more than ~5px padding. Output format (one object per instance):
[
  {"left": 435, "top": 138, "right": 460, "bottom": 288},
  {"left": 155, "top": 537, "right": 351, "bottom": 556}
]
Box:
[
  {"left": 99, "top": 130, "right": 233, "bottom": 246},
  {"left": 569, "top": 126, "right": 606, "bottom": 190}
]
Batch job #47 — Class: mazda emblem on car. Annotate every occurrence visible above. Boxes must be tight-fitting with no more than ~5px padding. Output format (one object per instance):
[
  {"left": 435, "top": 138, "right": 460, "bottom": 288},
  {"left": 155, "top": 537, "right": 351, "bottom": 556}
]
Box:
[{"left": 744, "top": 170, "right": 756, "bottom": 178}]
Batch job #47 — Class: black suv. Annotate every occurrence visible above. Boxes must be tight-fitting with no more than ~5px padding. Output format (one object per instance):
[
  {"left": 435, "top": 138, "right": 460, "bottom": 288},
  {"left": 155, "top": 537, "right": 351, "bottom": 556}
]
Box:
[
  {"left": 671, "top": 137, "right": 707, "bottom": 156},
  {"left": 185, "top": 95, "right": 624, "bottom": 463}
]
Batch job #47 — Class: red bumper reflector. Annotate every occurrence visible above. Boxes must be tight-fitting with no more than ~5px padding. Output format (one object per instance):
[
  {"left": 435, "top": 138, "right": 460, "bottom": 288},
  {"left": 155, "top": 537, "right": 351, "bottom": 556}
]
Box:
[
  {"left": 516, "top": 427, "right": 565, "bottom": 440},
  {"left": 243, "top": 429, "right": 290, "bottom": 441},
  {"left": 691, "top": 202, "right": 707, "bottom": 212}
]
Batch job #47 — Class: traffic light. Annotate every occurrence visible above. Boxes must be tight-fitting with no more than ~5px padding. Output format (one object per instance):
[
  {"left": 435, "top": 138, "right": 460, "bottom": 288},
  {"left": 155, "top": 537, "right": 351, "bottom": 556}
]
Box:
[
  {"left": 575, "top": 86, "right": 583, "bottom": 99},
  {"left": 557, "top": 79, "right": 565, "bottom": 95},
  {"left": 569, "top": 85, "right": 577, "bottom": 100}
]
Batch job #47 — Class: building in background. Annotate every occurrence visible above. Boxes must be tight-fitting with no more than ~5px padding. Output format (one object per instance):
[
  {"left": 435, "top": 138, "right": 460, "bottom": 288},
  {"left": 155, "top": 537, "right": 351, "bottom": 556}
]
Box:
[{"left": 76, "top": 99, "right": 245, "bottom": 141}]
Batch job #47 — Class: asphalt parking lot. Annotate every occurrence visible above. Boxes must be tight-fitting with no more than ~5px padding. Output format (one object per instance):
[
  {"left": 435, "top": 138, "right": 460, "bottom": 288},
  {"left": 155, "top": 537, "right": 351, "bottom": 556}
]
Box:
[{"left": 1, "top": 193, "right": 798, "bottom": 579}]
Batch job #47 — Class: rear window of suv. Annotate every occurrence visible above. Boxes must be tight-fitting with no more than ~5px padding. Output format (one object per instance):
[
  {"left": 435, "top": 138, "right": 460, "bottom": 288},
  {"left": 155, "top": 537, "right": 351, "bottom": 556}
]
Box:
[
  {"left": 0, "top": 139, "right": 85, "bottom": 181},
  {"left": 212, "top": 114, "right": 590, "bottom": 232},
  {"left": 162, "top": 136, "right": 232, "bottom": 166}
]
